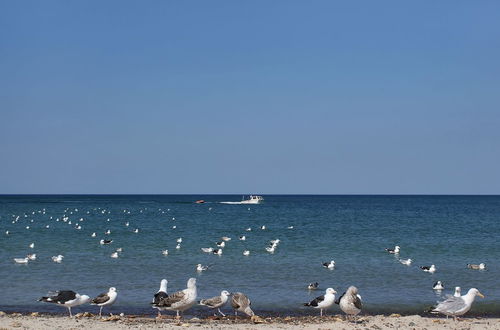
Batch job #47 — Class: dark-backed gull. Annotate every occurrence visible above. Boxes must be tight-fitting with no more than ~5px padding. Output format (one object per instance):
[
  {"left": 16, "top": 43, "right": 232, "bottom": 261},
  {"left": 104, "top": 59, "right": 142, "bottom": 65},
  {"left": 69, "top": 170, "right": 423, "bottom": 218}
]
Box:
[
  {"left": 38, "top": 290, "right": 91, "bottom": 317},
  {"left": 91, "top": 287, "right": 118, "bottom": 317},
  {"left": 304, "top": 287, "right": 336, "bottom": 316}
]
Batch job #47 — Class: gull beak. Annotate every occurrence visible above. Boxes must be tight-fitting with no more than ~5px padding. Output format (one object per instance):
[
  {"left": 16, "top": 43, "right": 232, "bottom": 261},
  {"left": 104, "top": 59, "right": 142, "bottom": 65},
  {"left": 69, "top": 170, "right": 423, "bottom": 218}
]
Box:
[{"left": 478, "top": 292, "right": 485, "bottom": 298}]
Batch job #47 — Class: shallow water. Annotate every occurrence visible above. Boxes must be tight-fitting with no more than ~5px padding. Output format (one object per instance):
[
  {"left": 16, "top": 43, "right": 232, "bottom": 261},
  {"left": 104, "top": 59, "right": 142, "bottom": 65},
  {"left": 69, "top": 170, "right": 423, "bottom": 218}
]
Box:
[{"left": 0, "top": 195, "right": 498, "bottom": 316}]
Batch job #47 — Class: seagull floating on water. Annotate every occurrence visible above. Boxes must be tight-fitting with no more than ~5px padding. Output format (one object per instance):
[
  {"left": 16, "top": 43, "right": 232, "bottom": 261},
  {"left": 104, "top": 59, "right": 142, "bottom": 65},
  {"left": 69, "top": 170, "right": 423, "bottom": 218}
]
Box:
[
  {"left": 162, "top": 249, "right": 169, "bottom": 256},
  {"left": 385, "top": 245, "right": 400, "bottom": 254},
  {"left": 304, "top": 288, "right": 336, "bottom": 317},
  {"left": 231, "top": 292, "right": 254, "bottom": 317},
  {"left": 431, "top": 288, "right": 484, "bottom": 320},
  {"left": 38, "top": 290, "right": 91, "bottom": 317},
  {"left": 420, "top": 264, "right": 436, "bottom": 273},
  {"left": 176, "top": 238, "right": 183, "bottom": 243},
  {"left": 239, "top": 236, "right": 246, "bottom": 241},
  {"left": 52, "top": 255, "right": 64, "bottom": 263},
  {"left": 336, "top": 286, "right": 362, "bottom": 321},
  {"left": 467, "top": 263, "right": 486, "bottom": 270},
  {"left": 100, "top": 239, "right": 113, "bottom": 245},
  {"left": 308, "top": 282, "right": 319, "bottom": 290},
  {"left": 29, "top": 243, "right": 35, "bottom": 249},
  {"left": 201, "top": 247, "right": 214, "bottom": 253},
  {"left": 110, "top": 252, "right": 119, "bottom": 258},
  {"left": 454, "top": 287, "right": 461, "bottom": 297},
  {"left": 196, "top": 264, "right": 209, "bottom": 272},
  {"left": 213, "top": 249, "right": 223, "bottom": 255},
  {"left": 433, "top": 281, "right": 444, "bottom": 290},
  {"left": 199, "top": 290, "right": 231, "bottom": 316},
  {"left": 216, "top": 241, "right": 225, "bottom": 248},
  {"left": 399, "top": 258, "right": 412, "bottom": 266},
  {"left": 14, "top": 257, "right": 29, "bottom": 264},
  {"left": 323, "top": 260, "right": 335, "bottom": 269},
  {"left": 27, "top": 253, "right": 36, "bottom": 261},
  {"left": 221, "top": 236, "right": 231, "bottom": 241},
  {"left": 91, "top": 287, "right": 118, "bottom": 317},
  {"left": 243, "top": 250, "right": 250, "bottom": 256}
]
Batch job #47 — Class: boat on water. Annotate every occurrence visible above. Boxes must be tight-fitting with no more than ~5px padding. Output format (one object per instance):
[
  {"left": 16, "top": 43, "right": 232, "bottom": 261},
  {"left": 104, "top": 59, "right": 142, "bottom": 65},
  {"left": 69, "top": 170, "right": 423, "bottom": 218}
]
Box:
[{"left": 220, "top": 195, "right": 264, "bottom": 205}]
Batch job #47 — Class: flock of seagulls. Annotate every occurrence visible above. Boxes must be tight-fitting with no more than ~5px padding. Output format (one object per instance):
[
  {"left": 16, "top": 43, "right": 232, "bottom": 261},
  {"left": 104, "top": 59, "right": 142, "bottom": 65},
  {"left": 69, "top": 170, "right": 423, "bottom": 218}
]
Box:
[{"left": 2, "top": 205, "right": 489, "bottom": 322}]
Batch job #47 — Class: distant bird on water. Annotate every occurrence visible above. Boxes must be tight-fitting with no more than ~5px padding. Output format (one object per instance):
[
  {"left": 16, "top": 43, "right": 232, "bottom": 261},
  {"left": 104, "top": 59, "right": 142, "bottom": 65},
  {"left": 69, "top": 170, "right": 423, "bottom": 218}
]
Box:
[
  {"left": 454, "top": 287, "right": 461, "bottom": 297},
  {"left": 336, "top": 286, "right": 362, "bottom": 321},
  {"left": 38, "top": 290, "right": 91, "bottom": 317},
  {"left": 420, "top": 264, "right": 436, "bottom": 273},
  {"left": 199, "top": 290, "right": 231, "bottom": 316},
  {"left": 323, "top": 260, "right": 335, "bottom": 269},
  {"left": 433, "top": 281, "right": 444, "bottom": 290},
  {"left": 467, "top": 263, "right": 486, "bottom": 270},
  {"left": 385, "top": 246, "right": 400, "bottom": 254},
  {"left": 91, "top": 287, "right": 118, "bottom": 317},
  {"left": 308, "top": 282, "right": 319, "bottom": 290},
  {"left": 304, "top": 288, "right": 336, "bottom": 316},
  {"left": 399, "top": 258, "right": 412, "bottom": 266},
  {"left": 231, "top": 292, "right": 254, "bottom": 317},
  {"left": 431, "top": 288, "right": 484, "bottom": 320}
]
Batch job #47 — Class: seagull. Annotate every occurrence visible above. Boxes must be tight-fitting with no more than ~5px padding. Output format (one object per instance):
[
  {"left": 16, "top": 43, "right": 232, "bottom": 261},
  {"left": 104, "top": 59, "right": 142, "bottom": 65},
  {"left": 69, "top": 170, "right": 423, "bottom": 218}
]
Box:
[
  {"left": 105, "top": 230, "right": 111, "bottom": 235},
  {"left": 115, "top": 248, "right": 123, "bottom": 252},
  {"left": 420, "top": 265, "right": 436, "bottom": 273},
  {"left": 176, "top": 238, "right": 183, "bottom": 243},
  {"left": 133, "top": 228, "right": 139, "bottom": 233},
  {"left": 199, "top": 290, "right": 231, "bottom": 316},
  {"left": 265, "top": 245, "right": 276, "bottom": 253},
  {"left": 14, "top": 257, "right": 29, "bottom": 264},
  {"left": 27, "top": 253, "right": 37, "bottom": 261},
  {"left": 399, "top": 258, "right": 412, "bottom": 266},
  {"left": 245, "top": 227, "right": 252, "bottom": 231},
  {"left": 213, "top": 249, "right": 223, "bottom": 255},
  {"left": 431, "top": 288, "right": 484, "bottom": 320},
  {"left": 110, "top": 252, "right": 119, "bottom": 258},
  {"left": 260, "top": 225, "right": 266, "bottom": 230},
  {"left": 243, "top": 250, "right": 250, "bottom": 256},
  {"left": 231, "top": 292, "right": 254, "bottom": 317},
  {"left": 216, "top": 241, "right": 225, "bottom": 248},
  {"left": 270, "top": 239, "right": 280, "bottom": 245},
  {"left": 287, "top": 226, "right": 294, "bottom": 229},
  {"left": 38, "top": 290, "right": 91, "bottom": 317},
  {"left": 308, "top": 282, "right": 319, "bottom": 290},
  {"left": 336, "top": 286, "right": 362, "bottom": 321},
  {"left": 304, "top": 288, "right": 337, "bottom": 316},
  {"left": 433, "top": 281, "right": 444, "bottom": 290},
  {"left": 100, "top": 239, "right": 113, "bottom": 245},
  {"left": 175, "top": 243, "right": 181, "bottom": 250},
  {"left": 152, "top": 278, "right": 197, "bottom": 318},
  {"left": 323, "top": 260, "right": 335, "bottom": 269},
  {"left": 385, "top": 246, "right": 400, "bottom": 254},
  {"left": 91, "top": 232, "right": 96, "bottom": 237},
  {"left": 52, "top": 255, "right": 64, "bottom": 263},
  {"left": 162, "top": 249, "right": 169, "bottom": 256},
  {"left": 239, "top": 236, "right": 246, "bottom": 241},
  {"left": 201, "top": 247, "right": 214, "bottom": 253},
  {"left": 151, "top": 279, "right": 168, "bottom": 317},
  {"left": 454, "top": 287, "right": 461, "bottom": 297},
  {"left": 221, "top": 236, "right": 231, "bottom": 241},
  {"left": 467, "top": 263, "right": 486, "bottom": 270},
  {"left": 196, "top": 264, "right": 209, "bottom": 272},
  {"left": 29, "top": 243, "right": 35, "bottom": 249},
  {"left": 91, "top": 287, "right": 118, "bottom": 317},
  {"left": 125, "top": 222, "right": 129, "bottom": 227}
]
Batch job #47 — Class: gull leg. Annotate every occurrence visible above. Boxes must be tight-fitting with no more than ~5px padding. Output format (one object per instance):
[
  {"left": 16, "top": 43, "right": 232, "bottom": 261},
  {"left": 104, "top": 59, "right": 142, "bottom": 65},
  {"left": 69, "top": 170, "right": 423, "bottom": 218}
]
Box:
[
  {"left": 218, "top": 308, "right": 226, "bottom": 317},
  {"left": 320, "top": 309, "right": 323, "bottom": 317},
  {"left": 68, "top": 307, "right": 72, "bottom": 317}
]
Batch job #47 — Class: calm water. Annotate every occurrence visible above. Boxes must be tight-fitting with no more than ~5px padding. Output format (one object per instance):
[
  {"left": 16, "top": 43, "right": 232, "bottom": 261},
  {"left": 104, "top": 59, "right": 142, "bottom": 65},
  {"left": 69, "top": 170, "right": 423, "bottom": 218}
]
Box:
[{"left": 0, "top": 195, "right": 498, "bottom": 316}]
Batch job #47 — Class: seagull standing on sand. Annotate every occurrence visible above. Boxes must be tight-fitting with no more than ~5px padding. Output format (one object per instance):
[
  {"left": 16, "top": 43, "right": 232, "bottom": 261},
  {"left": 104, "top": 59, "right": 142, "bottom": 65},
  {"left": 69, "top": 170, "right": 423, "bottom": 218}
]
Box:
[
  {"left": 231, "top": 292, "right": 254, "bottom": 317},
  {"left": 432, "top": 288, "right": 484, "bottom": 320},
  {"left": 420, "top": 265, "right": 436, "bottom": 273},
  {"left": 152, "top": 278, "right": 197, "bottom": 317},
  {"left": 304, "top": 288, "right": 337, "bottom": 316},
  {"left": 336, "top": 286, "right": 362, "bottom": 321},
  {"left": 199, "top": 290, "right": 231, "bottom": 316},
  {"left": 38, "top": 290, "right": 91, "bottom": 317},
  {"left": 151, "top": 279, "right": 168, "bottom": 317},
  {"left": 91, "top": 287, "right": 118, "bottom": 317}
]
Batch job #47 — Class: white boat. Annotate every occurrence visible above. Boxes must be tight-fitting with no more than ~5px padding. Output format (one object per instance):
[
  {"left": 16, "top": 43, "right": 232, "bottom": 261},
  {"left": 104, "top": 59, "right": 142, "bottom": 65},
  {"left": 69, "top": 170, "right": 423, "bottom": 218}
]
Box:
[{"left": 220, "top": 195, "right": 264, "bottom": 205}]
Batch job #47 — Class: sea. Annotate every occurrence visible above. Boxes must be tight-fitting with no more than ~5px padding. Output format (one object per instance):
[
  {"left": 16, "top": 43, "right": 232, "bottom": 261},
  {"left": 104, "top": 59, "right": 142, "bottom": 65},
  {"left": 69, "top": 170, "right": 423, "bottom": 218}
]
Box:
[{"left": 0, "top": 195, "right": 498, "bottom": 317}]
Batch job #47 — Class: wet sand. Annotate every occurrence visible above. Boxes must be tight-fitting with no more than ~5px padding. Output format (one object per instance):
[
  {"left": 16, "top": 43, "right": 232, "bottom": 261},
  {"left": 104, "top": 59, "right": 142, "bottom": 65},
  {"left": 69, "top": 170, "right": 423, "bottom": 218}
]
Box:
[{"left": 1, "top": 312, "right": 499, "bottom": 329}]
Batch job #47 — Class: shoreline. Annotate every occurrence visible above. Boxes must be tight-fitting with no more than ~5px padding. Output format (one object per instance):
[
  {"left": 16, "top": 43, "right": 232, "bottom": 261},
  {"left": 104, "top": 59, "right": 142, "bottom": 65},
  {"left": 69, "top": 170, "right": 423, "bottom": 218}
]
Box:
[{"left": 1, "top": 312, "right": 500, "bottom": 329}]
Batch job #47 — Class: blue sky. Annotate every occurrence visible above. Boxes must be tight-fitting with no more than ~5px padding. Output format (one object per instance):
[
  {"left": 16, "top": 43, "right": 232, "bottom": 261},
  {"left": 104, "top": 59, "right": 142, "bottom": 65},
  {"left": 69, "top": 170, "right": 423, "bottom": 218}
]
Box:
[{"left": 1, "top": 1, "right": 499, "bottom": 194}]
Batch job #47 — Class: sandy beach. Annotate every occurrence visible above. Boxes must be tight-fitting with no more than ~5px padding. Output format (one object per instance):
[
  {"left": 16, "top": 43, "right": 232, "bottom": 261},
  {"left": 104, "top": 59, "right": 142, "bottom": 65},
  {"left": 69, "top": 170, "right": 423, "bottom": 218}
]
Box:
[{"left": 1, "top": 312, "right": 499, "bottom": 330}]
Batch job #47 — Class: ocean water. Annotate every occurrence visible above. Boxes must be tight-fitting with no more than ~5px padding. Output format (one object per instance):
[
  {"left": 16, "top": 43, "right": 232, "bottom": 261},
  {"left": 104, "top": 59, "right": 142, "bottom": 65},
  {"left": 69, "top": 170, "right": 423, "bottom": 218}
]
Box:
[{"left": 0, "top": 195, "right": 498, "bottom": 316}]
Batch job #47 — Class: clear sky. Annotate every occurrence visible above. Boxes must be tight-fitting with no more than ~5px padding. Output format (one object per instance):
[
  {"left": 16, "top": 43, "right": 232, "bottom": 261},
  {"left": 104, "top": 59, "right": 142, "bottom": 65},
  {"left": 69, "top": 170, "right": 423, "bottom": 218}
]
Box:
[{"left": 1, "top": 1, "right": 499, "bottom": 194}]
